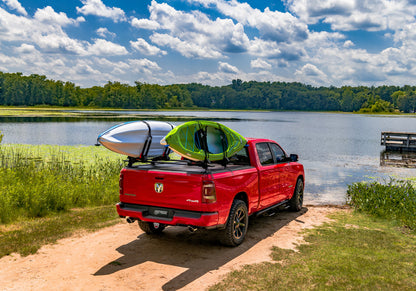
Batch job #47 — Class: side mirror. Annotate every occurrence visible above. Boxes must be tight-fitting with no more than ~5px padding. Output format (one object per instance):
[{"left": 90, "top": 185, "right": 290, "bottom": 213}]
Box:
[{"left": 290, "top": 154, "right": 298, "bottom": 162}]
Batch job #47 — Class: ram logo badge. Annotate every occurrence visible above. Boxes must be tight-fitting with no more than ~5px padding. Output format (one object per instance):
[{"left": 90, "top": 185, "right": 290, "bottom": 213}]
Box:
[{"left": 154, "top": 183, "right": 164, "bottom": 193}]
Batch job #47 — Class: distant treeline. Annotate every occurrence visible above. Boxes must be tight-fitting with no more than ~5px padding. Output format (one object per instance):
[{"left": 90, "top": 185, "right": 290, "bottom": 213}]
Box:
[{"left": 1, "top": 72, "right": 416, "bottom": 113}]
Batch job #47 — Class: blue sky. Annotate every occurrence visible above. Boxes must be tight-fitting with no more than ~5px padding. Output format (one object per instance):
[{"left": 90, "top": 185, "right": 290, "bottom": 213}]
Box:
[{"left": 1, "top": 0, "right": 416, "bottom": 88}]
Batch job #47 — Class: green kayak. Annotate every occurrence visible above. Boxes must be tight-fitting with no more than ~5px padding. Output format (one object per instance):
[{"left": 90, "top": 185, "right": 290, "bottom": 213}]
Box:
[{"left": 161, "top": 120, "right": 247, "bottom": 161}]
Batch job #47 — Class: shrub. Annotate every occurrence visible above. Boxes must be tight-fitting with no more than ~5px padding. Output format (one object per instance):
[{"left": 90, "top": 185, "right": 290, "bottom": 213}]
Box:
[{"left": 347, "top": 179, "right": 416, "bottom": 230}]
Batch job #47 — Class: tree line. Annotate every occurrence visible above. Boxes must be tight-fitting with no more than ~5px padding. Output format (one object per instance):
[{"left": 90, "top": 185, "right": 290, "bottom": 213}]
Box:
[{"left": 1, "top": 71, "right": 416, "bottom": 113}]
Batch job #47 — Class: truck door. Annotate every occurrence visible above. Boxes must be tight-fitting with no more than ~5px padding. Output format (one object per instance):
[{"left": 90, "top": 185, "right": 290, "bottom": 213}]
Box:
[
  {"left": 256, "top": 142, "right": 282, "bottom": 208},
  {"left": 269, "top": 143, "right": 291, "bottom": 200}
]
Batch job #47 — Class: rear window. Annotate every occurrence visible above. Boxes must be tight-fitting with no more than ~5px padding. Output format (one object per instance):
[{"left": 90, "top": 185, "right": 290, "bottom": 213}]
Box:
[{"left": 228, "top": 147, "right": 250, "bottom": 165}]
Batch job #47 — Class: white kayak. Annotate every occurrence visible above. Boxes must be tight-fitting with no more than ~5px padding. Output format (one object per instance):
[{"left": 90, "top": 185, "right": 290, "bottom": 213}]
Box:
[{"left": 97, "top": 120, "right": 174, "bottom": 158}]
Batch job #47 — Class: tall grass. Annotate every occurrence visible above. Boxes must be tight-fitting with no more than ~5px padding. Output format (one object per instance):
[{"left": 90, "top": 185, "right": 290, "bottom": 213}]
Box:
[
  {"left": 347, "top": 179, "right": 416, "bottom": 230},
  {"left": 0, "top": 144, "right": 124, "bottom": 224}
]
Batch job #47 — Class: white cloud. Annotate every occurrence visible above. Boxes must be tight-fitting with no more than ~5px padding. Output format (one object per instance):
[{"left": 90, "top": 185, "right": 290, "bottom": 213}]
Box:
[
  {"left": 0, "top": 52, "right": 26, "bottom": 66},
  {"left": 296, "top": 63, "right": 326, "bottom": 77},
  {"left": 2, "top": 0, "right": 27, "bottom": 16},
  {"left": 191, "top": 0, "right": 308, "bottom": 43},
  {"left": 36, "top": 33, "right": 88, "bottom": 55},
  {"left": 150, "top": 33, "right": 222, "bottom": 59},
  {"left": 247, "top": 38, "right": 281, "bottom": 58},
  {"left": 93, "top": 57, "right": 129, "bottom": 75},
  {"left": 251, "top": 58, "right": 272, "bottom": 70},
  {"left": 130, "top": 38, "right": 167, "bottom": 56},
  {"left": 343, "top": 40, "right": 354, "bottom": 48},
  {"left": 285, "top": 0, "right": 416, "bottom": 32},
  {"left": 295, "top": 63, "right": 328, "bottom": 85},
  {"left": 94, "top": 57, "right": 128, "bottom": 68},
  {"left": 96, "top": 27, "right": 116, "bottom": 38},
  {"left": 0, "top": 6, "right": 90, "bottom": 55},
  {"left": 138, "top": 1, "right": 250, "bottom": 58},
  {"left": 35, "top": 6, "right": 85, "bottom": 26},
  {"left": 0, "top": 5, "right": 127, "bottom": 57},
  {"left": 15, "top": 43, "right": 36, "bottom": 53},
  {"left": 2, "top": 0, "right": 416, "bottom": 88},
  {"left": 87, "top": 39, "right": 128, "bottom": 56},
  {"left": 74, "top": 61, "right": 101, "bottom": 75},
  {"left": 76, "top": 0, "right": 126, "bottom": 22},
  {"left": 129, "top": 58, "right": 161, "bottom": 75},
  {"left": 218, "top": 61, "right": 239, "bottom": 74},
  {"left": 131, "top": 18, "right": 160, "bottom": 30},
  {"left": 0, "top": 7, "right": 35, "bottom": 41}
]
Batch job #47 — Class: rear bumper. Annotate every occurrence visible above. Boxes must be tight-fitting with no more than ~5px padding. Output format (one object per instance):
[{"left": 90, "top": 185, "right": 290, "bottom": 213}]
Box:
[{"left": 117, "top": 202, "right": 221, "bottom": 229}]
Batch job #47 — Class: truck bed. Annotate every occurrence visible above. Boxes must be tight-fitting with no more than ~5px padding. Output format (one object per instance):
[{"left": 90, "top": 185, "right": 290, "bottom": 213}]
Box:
[{"left": 126, "top": 160, "right": 253, "bottom": 173}]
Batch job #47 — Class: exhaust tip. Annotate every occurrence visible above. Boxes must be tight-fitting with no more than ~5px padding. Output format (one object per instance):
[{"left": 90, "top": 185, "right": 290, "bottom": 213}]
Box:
[
  {"left": 126, "top": 217, "right": 136, "bottom": 224},
  {"left": 188, "top": 226, "right": 198, "bottom": 233}
]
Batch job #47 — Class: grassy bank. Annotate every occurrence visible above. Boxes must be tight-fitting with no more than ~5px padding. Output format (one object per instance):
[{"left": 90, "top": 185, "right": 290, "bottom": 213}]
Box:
[
  {"left": 212, "top": 179, "right": 416, "bottom": 290},
  {"left": 211, "top": 210, "right": 416, "bottom": 290},
  {"left": 0, "top": 144, "right": 123, "bottom": 224},
  {"left": 0, "top": 144, "right": 124, "bottom": 257}
]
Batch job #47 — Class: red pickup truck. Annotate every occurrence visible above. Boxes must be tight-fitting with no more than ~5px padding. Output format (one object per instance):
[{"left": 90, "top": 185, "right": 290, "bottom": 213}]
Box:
[{"left": 117, "top": 138, "right": 304, "bottom": 246}]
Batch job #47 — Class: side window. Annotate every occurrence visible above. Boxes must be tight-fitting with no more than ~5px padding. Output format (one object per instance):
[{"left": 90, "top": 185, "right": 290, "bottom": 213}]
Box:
[
  {"left": 270, "top": 143, "right": 286, "bottom": 162},
  {"left": 256, "top": 143, "right": 273, "bottom": 165}
]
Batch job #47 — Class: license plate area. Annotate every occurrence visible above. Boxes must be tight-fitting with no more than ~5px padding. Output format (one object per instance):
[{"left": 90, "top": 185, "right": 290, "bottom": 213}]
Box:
[{"left": 146, "top": 207, "right": 174, "bottom": 218}]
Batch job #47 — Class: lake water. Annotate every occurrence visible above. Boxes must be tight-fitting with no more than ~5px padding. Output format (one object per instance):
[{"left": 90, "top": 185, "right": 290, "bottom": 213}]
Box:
[{"left": 2, "top": 110, "right": 416, "bottom": 205}]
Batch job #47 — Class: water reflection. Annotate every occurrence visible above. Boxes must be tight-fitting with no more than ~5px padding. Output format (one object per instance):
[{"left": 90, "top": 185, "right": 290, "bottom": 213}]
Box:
[{"left": 380, "top": 150, "right": 416, "bottom": 168}]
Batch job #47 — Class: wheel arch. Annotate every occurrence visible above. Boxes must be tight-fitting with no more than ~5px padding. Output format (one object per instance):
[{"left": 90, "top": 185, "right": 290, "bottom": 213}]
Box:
[
  {"left": 297, "top": 174, "right": 305, "bottom": 186},
  {"left": 234, "top": 191, "right": 248, "bottom": 208}
]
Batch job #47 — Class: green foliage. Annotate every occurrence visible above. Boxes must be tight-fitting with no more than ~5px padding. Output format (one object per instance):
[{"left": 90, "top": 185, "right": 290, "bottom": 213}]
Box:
[
  {"left": 0, "top": 130, "right": 3, "bottom": 144},
  {"left": 1, "top": 71, "right": 416, "bottom": 112},
  {"left": 347, "top": 179, "right": 416, "bottom": 230},
  {"left": 359, "top": 99, "right": 395, "bottom": 113},
  {"left": 392, "top": 90, "right": 416, "bottom": 113},
  {"left": 0, "top": 145, "right": 124, "bottom": 224}
]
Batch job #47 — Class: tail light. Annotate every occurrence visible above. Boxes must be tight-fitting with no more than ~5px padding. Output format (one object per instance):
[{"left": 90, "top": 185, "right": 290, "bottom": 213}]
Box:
[
  {"left": 119, "top": 171, "right": 124, "bottom": 195},
  {"left": 202, "top": 180, "right": 216, "bottom": 203}
]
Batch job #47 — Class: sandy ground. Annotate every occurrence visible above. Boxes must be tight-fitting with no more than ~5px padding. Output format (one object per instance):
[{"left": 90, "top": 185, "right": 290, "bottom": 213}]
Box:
[{"left": 0, "top": 206, "right": 342, "bottom": 291}]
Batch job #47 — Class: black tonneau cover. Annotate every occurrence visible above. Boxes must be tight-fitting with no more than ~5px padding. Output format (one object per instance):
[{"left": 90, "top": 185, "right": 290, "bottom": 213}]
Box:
[{"left": 127, "top": 160, "right": 253, "bottom": 174}]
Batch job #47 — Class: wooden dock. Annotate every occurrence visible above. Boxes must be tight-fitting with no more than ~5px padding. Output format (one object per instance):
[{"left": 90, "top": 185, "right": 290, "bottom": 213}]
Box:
[
  {"left": 380, "top": 151, "right": 416, "bottom": 168},
  {"left": 381, "top": 132, "right": 416, "bottom": 151}
]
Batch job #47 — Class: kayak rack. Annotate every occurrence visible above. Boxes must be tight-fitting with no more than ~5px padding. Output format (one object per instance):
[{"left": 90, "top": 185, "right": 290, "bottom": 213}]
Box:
[
  {"left": 125, "top": 121, "right": 174, "bottom": 167},
  {"left": 126, "top": 156, "right": 228, "bottom": 170},
  {"left": 126, "top": 121, "right": 239, "bottom": 169},
  {"left": 194, "top": 121, "right": 229, "bottom": 169}
]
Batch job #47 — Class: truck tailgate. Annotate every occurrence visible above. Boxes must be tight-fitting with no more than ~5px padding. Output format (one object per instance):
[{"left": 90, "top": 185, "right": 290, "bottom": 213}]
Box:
[{"left": 121, "top": 165, "right": 205, "bottom": 211}]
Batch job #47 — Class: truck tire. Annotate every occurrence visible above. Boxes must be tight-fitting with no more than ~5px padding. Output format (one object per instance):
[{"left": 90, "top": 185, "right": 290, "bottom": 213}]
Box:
[
  {"left": 289, "top": 178, "right": 304, "bottom": 212},
  {"left": 138, "top": 221, "right": 166, "bottom": 234},
  {"left": 220, "top": 199, "right": 248, "bottom": 247}
]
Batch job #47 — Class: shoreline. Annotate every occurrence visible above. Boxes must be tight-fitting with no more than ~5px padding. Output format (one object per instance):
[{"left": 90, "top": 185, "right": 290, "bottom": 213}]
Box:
[{"left": 1, "top": 105, "right": 416, "bottom": 118}]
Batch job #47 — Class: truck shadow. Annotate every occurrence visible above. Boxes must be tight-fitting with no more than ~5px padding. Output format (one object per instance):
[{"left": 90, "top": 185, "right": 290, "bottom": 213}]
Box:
[{"left": 94, "top": 207, "right": 308, "bottom": 290}]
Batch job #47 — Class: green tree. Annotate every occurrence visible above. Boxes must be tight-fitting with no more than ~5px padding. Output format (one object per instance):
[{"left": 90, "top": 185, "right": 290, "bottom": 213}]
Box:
[{"left": 392, "top": 90, "right": 416, "bottom": 113}]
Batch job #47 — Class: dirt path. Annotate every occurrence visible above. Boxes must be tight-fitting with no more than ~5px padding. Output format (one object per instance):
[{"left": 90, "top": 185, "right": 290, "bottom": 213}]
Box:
[{"left": 0, "top": 206, "right": 341, "bottom": 291}]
